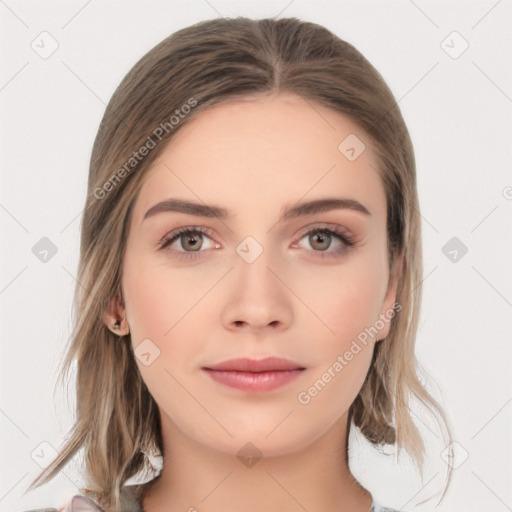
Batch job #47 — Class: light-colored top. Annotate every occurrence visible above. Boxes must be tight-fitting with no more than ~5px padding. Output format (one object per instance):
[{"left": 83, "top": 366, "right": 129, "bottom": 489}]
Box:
[{"left": 23, "top": 485, "right": 403, "bottom": 512}]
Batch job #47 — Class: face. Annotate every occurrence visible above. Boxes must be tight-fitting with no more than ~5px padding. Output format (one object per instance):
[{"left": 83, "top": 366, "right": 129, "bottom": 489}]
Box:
[{"left": 116, "top": 92, "right": 400, "bottom": 457}]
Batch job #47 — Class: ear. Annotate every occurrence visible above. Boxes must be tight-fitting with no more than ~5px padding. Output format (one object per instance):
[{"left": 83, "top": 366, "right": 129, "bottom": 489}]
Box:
[
  {"left": 102, "top": 289, "right": 130, "bottom": 336},
  {"left": 375, "top": 251, "right": 403, "bottom": 341}
]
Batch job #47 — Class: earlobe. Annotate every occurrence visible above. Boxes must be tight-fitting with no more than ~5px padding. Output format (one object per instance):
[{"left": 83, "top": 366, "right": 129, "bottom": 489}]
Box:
[{"left": 102, "top": 291, "right": 130, "bottom": 337}]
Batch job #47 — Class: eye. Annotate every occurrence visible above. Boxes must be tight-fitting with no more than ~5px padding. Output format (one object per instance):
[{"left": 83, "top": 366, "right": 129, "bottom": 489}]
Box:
[
  {"left": 157, "top": 224, "right": 357, "bottom": 261},
  {"left": 293, "top": 226, "right": 356, "bottom": 258},
  {"left": 157, "top": 226, "right": 218, "bottom": 260}
]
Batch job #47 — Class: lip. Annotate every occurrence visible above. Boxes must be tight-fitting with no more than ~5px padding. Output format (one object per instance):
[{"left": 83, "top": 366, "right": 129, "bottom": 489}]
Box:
[
  {"left": 204, "top": 357, "right": 304, "bottom": 372},
  {"left": 202, "top": 357, "right": 306, "bottom": 393}
]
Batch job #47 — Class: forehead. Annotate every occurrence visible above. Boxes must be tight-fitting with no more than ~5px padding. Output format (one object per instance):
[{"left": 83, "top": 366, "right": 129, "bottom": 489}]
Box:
[{"left": 133, "top": 92, "right": 386, "bottom": 223}]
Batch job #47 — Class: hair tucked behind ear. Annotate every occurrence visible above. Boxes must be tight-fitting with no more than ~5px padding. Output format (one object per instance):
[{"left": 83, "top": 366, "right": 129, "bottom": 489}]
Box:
[{"left": 27, "top": 16, "right": 453, "bottom": 511}]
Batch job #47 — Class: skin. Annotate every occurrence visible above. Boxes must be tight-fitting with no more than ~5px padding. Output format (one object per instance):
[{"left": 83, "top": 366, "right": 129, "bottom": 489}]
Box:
[{"left": 105, "top": 91, "right": 401, "bottom": 512}]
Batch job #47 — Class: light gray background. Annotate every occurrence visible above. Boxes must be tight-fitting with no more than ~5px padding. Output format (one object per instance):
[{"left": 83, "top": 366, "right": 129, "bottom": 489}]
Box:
[{"left": 1, "top": 1, "right": 511, "bottom": 511}]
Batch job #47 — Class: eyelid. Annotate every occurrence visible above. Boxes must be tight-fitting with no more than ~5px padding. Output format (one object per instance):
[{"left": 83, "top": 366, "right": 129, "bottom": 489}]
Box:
[{"left": 293, "top": 221, "right": 354, "bottom": 240}]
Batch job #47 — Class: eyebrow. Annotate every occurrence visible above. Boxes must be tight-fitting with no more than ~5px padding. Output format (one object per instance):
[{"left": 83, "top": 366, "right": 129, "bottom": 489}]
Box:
[{"left": 142, "top": 197, "right": 371, "bottom": 223}]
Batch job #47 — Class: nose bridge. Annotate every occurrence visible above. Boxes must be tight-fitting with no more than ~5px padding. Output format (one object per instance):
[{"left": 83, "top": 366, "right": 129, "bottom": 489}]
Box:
[
  {"left": 220, "top": 233, "right": 292, "bottom": 330},
  {"left": 234, "top": 233, "right": 281, "bottom": 294}
]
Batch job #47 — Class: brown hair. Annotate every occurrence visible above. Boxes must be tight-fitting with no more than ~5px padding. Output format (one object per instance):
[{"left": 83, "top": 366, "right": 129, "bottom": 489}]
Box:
[{"left": 27, "top": 16, "right": 453, "bottom": 511}]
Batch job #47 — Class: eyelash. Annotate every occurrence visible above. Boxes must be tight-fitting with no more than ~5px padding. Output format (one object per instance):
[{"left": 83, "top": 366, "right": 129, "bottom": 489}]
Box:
[{"left": 157, "top": 224, "right": 357, "bottom": 261}]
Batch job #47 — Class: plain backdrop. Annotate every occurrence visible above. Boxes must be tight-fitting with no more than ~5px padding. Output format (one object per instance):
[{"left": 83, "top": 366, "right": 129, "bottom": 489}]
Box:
[{"left": 1, "top": 1, "right": 511, "bottom": 511}]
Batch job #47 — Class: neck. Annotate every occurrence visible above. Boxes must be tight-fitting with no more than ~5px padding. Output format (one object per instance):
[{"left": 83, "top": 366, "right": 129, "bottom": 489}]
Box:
[{"left": 140, "top": 411, "right": 373, "bottom": 512}]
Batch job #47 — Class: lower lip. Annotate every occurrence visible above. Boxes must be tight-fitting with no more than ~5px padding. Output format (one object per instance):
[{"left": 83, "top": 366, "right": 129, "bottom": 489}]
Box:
[{"left": 202, "top": 368, "right": 304, "bottom": 392}]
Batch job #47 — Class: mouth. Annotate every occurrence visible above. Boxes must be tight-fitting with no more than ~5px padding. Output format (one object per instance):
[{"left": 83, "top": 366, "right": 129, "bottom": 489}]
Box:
[{"left": 201, "top": 357, "right": 306, "bottom": 393}]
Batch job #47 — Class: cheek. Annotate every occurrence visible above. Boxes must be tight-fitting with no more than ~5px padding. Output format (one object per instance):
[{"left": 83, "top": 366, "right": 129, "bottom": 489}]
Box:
[
  {"left": 293, "top": 258, "right": 384, "bottom": 415},
  {"left": 124, "top": 271, "right": 174, "bottom": 340},
  {"left": 122, "top": 261, "right": 205, "bottom": 410},
  {"left": 122, "top": 253, "right": 217, "bottom": 380},
  {"left": 291, "top": 251, "right": 388, "bottom": 411},
  {"left": 123, "top": 255, "right": 205, "bottom": 340},
  {"left": 299, "top": 252, "right": 388, "bottom": 348}
]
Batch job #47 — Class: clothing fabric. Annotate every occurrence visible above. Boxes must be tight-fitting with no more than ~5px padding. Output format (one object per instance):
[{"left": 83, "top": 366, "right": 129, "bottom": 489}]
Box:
[{"left": 23, "top": 484, "right": 403, "bottom": 512}]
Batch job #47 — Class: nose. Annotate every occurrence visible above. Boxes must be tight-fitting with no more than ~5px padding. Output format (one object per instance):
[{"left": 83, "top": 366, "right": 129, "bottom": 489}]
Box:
[{"left": 220, "top": 244, "right": 293, "bottom": 334}]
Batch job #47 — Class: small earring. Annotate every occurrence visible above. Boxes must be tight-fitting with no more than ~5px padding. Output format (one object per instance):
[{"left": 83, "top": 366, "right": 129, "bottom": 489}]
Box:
[
  {"left": 109, "top": 320, "right": 122, "bottom": 335},
  {"left": 107, "top": 318, "right": 130, "bottom": 336}
]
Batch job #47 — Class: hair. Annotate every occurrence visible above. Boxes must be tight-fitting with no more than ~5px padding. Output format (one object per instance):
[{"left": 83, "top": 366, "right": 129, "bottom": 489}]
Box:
[{"left": 27, "top": 16, "right": 453, "bottom": 512}]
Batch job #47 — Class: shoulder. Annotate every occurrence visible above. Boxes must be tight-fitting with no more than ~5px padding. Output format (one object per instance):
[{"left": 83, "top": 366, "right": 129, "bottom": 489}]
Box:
[
  {"left": 372, "top": 506, "right": 404, "bottom": 512},
  {"left": 18, "top": 494, "right": 103, "bottom": 512},
  {"left": 26, "top": 482, "right": 146, "bottom": 512},
  {"left": 19, "top": 485, "right": 143, "bottom": 512},
  {"left": 74, "top": 485, "right": 143, "bottom": 512},
  {"left": 17, "top": 509, "right": 59, "bottom": 512},
  {"left": 371, "top": 499, "right": 404, "bottom": 512}
]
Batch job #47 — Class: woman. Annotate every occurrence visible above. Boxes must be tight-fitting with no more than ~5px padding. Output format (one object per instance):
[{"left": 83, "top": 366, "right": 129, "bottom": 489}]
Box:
[{"left": 26, "top": 16, "right": 453, "bottom": 512}]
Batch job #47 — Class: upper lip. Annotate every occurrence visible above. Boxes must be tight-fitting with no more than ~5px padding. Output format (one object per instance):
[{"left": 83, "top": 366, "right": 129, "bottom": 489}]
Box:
[{"left": 203, "top": 357, "right": 305, "bottom": 372}]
